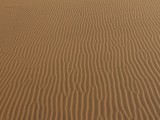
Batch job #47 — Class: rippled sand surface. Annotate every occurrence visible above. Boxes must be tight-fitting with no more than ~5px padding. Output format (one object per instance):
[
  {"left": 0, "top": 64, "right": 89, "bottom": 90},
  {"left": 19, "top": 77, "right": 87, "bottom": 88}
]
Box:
[{"left": 1, "top": 0, "right": 160, "bottom": 119}]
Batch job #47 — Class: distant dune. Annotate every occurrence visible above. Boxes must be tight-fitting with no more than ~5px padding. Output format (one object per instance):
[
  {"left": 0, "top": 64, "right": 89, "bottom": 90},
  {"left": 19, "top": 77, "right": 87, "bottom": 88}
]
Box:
[{"left": 0, "top": 0, "right": 160, "bottom": 119}]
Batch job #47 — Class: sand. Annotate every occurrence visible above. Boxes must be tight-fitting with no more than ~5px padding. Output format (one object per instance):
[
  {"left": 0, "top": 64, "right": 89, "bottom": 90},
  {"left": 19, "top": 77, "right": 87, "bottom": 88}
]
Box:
[{"left": 0, "top": 0, "right": 160, "bottom": 119}]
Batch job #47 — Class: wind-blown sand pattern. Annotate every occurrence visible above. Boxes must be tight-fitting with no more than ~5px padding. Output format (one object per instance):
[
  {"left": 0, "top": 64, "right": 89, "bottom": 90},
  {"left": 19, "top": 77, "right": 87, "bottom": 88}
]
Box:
[{"left": 0, "top": 0, "right": 160, "bottom": 119}]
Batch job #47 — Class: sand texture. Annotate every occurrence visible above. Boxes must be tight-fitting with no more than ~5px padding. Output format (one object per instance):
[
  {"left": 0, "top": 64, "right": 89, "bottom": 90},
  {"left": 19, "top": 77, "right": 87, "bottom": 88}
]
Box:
[{"left": 1, "top": 0, "right": 160, "bottom": 119}]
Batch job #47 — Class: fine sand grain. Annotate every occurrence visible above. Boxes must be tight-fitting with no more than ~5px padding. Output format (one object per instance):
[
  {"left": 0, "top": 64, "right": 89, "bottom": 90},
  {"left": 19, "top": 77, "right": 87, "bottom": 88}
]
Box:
[{"left": 0, "top": 0, "right": 160, "bottom": 119}]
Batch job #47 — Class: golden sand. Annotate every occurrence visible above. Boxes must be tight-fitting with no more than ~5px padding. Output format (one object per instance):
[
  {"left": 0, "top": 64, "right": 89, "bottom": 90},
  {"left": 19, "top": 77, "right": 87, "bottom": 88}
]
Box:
[{"left": 0, "top": 0, "right": 160, "bottom": 119}]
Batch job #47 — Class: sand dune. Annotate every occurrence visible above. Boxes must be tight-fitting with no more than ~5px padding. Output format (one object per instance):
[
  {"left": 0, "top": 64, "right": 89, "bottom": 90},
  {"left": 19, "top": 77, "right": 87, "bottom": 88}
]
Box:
[{"left": 1, "top": 0, "right": 160, "bottom": 119}]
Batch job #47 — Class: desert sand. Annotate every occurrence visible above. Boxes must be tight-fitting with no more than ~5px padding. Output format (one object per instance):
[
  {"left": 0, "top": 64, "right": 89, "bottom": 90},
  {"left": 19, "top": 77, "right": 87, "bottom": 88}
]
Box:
[{"left": 0, "top": 0, "right": 160, "bottom": 119}]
